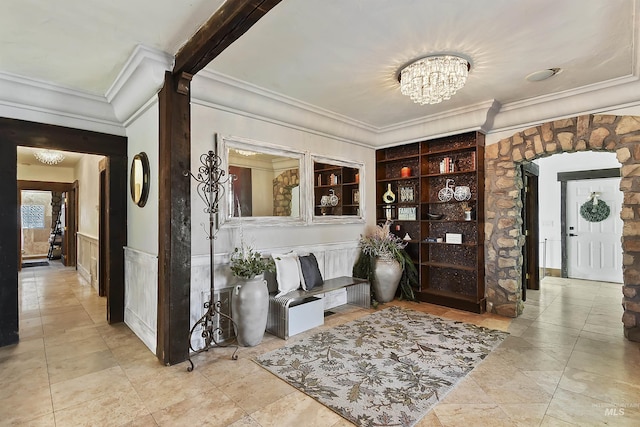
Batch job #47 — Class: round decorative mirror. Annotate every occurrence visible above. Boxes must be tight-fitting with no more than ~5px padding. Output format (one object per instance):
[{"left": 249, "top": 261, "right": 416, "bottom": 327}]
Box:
[{"left": 130, "top": 152, "right": 150, "bottom": 207}]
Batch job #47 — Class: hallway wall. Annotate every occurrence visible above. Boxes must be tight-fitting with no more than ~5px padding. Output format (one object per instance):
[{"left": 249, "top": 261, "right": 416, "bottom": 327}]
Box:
[{"left": 123, "top": 98, "right": 160, "bottom": 353}]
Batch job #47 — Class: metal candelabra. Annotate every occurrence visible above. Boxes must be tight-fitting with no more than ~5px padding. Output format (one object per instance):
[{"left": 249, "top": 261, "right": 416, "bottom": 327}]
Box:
[{"left": 185, "top": 145, "right": 238, "bottom": 372}]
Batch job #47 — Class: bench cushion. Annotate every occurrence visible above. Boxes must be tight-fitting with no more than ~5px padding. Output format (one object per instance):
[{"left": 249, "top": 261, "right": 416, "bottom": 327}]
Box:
[
  {"left": 273, "top": 252, "right": 301, "bottom": 297},
  {"left": 298, "top": 253, "right": 323, "bottom": 290}
]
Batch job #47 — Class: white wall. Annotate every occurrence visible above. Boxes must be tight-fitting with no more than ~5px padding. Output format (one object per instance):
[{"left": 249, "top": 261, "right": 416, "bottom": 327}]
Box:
[
  {"left": 123, "top": 98, "right": 160, "bottom": 354},
  {"left": 75, "top": 155, "right": 103, "bottom": 238},
  {"left": 17, "top": 163, "right": 75, "bottom": 182},
  {"left": 126, "top": 100, "right": 159, "bottom": 255},
  {"left": 190, "top": 99, "right": 376, "bottom": 260},
  {"left": 535, "top": 151, "right": 620, "bottom": 270}
]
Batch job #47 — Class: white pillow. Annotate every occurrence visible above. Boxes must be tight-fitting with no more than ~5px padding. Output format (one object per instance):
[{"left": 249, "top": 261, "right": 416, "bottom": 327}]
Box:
[{"left": 273, "top": 252, "right": 301, "bottom": 297}]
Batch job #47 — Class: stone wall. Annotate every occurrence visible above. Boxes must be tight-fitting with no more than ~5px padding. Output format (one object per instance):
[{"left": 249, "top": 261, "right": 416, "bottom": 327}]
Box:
[
  {"left": 485, "top": 114, "right": 640, "bottom": 342},
  {"left": 273, "top": 169, "right": 299, "bottom": 216}
]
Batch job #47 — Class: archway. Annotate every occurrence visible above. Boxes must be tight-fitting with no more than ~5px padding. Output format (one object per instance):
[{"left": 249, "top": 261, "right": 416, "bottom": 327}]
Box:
[{"left": 484, "top": 114, "right": 640, "bottom": 342}]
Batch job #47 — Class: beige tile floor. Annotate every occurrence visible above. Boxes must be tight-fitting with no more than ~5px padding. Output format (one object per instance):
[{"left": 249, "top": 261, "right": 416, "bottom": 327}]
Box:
[{"left": 2, "top": 264, "right": 640, "bottom": 426}]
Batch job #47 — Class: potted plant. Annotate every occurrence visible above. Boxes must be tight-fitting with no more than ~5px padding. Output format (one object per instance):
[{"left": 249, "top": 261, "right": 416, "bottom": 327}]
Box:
[
  {"left": 353, "top": 220, "right": 418, "bottom": 306},
  {"left": 229, "top": 242, "right": 275, "bottom": 346}
]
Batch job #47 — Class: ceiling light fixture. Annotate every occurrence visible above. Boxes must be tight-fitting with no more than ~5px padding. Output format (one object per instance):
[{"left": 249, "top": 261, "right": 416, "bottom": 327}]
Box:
[
  {"left": 399, "top": 55, "right": 470, "bottom": 105},
  {"left": 233, "top": 149, "right": 257, "bottom": 157},
  {"left": 525, "top": 68, "right": 561, "bottom": 82},
  {"left": 34, "top": 149, "right": 65, "bottom": 165}
]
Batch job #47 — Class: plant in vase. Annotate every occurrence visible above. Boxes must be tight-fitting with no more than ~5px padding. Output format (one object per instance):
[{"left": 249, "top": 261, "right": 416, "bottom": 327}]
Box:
[
  {"left": 229, "top": 242, "right": 275, "bottom": 347},
  {"left": 352, "top": 220, "right": 418, "bottom": 306}
]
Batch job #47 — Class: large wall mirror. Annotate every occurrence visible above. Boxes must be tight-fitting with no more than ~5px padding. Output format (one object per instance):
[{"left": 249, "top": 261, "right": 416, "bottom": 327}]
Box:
[
  {"left": 311, "top": 155, "right": 364, "bottom": 223},
  {"left": 220, "top": 135, "right": 307, "bottom": 226}
]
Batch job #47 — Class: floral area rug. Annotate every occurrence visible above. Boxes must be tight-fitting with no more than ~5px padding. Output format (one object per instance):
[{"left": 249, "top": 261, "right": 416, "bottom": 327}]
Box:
[{"left": 254, "top": 306, "right": 508, "bottom": 427}]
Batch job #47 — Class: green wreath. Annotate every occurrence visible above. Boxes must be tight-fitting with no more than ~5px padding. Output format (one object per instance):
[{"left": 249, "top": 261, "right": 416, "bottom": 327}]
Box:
[{"left": 580, "top": 193, "right": 610, "bottom": 222}]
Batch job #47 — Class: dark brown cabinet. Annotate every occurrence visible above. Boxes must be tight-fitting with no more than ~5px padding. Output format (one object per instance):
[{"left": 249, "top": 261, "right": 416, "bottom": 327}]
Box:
[{"left": 376, "top": 131, "right": 486, "bottom": 313}]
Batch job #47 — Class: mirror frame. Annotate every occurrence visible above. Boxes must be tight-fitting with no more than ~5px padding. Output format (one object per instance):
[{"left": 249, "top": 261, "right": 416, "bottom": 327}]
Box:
[
  {"left": 310, "top": 154, "right": 365, "bottom": 224},
  {"left": 219, "top": 134, "right": 308, "bottom": 227},
  {"left": 130, "top": 152, "right": 150, "bottom": 208}
]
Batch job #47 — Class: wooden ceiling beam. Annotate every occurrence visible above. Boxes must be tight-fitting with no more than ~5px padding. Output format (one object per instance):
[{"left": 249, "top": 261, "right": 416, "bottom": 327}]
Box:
[{"left": 173, "top": 0, "right": 283, "bottom": 77}]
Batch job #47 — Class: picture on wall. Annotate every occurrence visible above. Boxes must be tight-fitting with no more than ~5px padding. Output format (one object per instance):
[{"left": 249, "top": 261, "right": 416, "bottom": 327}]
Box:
[{"left": 399, "top": 184, "right": 415, "bottom": 203}]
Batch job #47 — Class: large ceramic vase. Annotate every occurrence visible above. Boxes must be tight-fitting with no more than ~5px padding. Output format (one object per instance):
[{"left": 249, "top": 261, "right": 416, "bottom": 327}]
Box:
[
  {"left": 231, "top": 274, "right": 269, "bottom": 346},
  {"left": 372, "top": 255, "right": 403, "bottom": 303}
]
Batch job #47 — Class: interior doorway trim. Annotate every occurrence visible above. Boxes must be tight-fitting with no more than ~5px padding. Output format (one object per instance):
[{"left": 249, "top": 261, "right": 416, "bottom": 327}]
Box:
[
  {"left": 557, "top": 168, "right": 621, "bottom": 278},
  {"left": 484, "top": 114, "right": 640, "bottom": 342},
  {"left": 0, "top": 117, "right": 127, "bottom": 347},
  {"left": 17, "top": 180, "right": 78, "bottom": 270}
]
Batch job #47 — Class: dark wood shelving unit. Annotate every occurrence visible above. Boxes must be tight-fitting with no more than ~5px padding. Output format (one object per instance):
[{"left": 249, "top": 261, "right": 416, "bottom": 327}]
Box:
[{"left": 376, "top": 131, "right": 486, "bottom": 313}]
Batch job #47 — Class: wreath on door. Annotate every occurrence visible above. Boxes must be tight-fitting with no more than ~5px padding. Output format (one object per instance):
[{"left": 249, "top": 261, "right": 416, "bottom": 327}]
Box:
[{"left": 580, "top": 192, "right": 610, "bottom": 222}]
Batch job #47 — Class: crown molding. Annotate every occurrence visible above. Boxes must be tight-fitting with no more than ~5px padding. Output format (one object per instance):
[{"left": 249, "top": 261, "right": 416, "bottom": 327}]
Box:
[
  {"left": 0, "top": 71, "right": 125, "bottom": 135},
  {"left": 374, "top": 100, "right": 501, "bottom": 148},
  {"left": 192, "top": 70, "right": 379, "bottom": 146},
  {"left": 106, "top": 45, "right": 174, "bottom": 122},
  {"left": 491, "top": 75, "right": 640, "bottom": 133}
]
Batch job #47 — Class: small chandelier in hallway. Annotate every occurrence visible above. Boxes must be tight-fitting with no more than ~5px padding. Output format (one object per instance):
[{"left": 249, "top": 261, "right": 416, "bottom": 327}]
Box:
[
  {"left": 399, "top": 55, "right": 470, "bottom": 105},
  {"left": 34, "top": 149, "right": 65, "bottom": 165}
]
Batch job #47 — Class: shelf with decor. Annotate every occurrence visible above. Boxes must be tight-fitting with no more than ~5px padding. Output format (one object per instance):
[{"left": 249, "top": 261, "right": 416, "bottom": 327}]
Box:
[
  {"left": 314, "top": 162, "right": 361, "bottom": 217},
  {"left": 376, "top": 131, "right": 485, "bottom": 313},
  {"left": 375, "top": 143, "right": 422, "bottom": 298},
  {"left": 419, "top": 131, "right": 485, "bottom": 313}
]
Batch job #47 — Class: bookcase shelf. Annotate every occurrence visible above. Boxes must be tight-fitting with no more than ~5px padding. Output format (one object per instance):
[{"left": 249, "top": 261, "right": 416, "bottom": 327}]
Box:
[{"left": 376, "top": 131, "right": 486, "bottom": 313}]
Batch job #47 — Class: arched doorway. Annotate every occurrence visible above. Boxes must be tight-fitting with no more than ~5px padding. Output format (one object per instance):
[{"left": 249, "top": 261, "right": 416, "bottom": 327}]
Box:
[{"left": 484, "top": 114, "right": 640, "bottom": 342}]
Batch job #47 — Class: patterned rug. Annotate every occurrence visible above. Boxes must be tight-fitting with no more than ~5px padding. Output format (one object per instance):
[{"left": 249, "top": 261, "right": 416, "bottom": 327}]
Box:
[{"left": 255, "top": 306, "right": 508, "bottom": 427}]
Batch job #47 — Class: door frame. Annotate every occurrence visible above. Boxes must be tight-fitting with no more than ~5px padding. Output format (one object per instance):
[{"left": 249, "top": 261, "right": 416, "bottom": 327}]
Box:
[
  {"left": 17, "top": 181, "right": 77, "bottom": 267},
  {"left": 99, "top": 158, "right": 107, "bottom": 297},
  {"left": 558, "top": 168, "right": 621, "bottom": 278},
  {"left": 521, "top": 162, "right": 540, "bottom": 295},
  {"left": 0, "top": 117, "right": 127, "bottom": 347}
]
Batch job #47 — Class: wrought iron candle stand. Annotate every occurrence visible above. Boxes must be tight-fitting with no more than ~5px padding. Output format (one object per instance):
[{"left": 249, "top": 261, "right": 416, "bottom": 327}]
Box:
[{"left": 185, "top": 147, "right": 238, "bottom": 372}]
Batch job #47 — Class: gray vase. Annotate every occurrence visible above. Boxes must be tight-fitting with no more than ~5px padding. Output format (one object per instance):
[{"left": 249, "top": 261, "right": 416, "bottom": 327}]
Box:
[
  {"left": 232, "top": 274, "right": 269, "bottom": 346},
  {"left": 373, "top": 256, "right": 402, "bottom": 303}
]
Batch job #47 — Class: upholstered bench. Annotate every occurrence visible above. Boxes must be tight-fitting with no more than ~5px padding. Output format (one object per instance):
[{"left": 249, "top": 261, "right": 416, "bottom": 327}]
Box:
[{"left": 265, "top": 276, "right": 370, "bottom": 339}]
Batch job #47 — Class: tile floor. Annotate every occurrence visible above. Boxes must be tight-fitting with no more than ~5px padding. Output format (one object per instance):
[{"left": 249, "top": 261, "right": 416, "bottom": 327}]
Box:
[{"left": 2, "top": 264, "right": 640, "bottom": 426}]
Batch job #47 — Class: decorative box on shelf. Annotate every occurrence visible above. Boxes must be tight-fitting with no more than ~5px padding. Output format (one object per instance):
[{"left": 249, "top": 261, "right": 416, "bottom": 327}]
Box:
[
  {"left": 445, "top": 233, "right": 463, "bottom": 244},
  {"left": 398, "top": 206, "right": 417, "bottom": 221}
]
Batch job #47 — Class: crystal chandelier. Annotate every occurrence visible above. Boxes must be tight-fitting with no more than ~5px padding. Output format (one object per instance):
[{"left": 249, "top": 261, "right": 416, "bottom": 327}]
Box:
[
  {"left": 233, "top": 149, "right": 257, "bottom": 157},
  {"left": 34, "top": 149, "right": 65, "bottom": 165},
  {"left": 399, "top": 55, "right": 470, "bottom": 105}
]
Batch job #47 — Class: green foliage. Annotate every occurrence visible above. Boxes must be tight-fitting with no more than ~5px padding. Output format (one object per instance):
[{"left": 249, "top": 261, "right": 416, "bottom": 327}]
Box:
[{"left": 230, "top": 244, "right": 275, "bottom": 279}]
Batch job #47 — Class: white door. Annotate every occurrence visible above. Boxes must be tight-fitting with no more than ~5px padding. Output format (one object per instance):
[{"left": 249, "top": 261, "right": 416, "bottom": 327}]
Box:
[{"left": 566, "top": 178, "right": 623, "bottom": 283}]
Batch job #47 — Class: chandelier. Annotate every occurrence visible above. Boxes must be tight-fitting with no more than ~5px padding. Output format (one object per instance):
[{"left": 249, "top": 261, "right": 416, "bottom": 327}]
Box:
[
  {"left": 34, "top": 149, "right": 65, "bottom": 165},
  {"left": 233, "top": 149, "right": 257, "bottom": 157},
  {"left": 399, "top": 55, "right": 470, "bottom": 105}
]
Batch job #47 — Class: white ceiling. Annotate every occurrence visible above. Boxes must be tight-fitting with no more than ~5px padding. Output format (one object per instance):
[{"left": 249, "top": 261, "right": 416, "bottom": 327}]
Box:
[
  {"left": 1, "top": 0, "right": 637, "bottom": 130},
  {"left": 17, "top": 146, "right": 86, "bottom": 168}
]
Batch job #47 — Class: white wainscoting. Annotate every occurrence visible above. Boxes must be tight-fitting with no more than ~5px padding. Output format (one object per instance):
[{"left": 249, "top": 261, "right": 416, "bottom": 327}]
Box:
[
  {"left": 189, "top": 240, "right": 360, "bottom": 350},
  {"left": 124, "top": 247, "right": 158, "bottom": 354},
  {"left": 77, "top": 232, "right": 99, "bottom": 291}
]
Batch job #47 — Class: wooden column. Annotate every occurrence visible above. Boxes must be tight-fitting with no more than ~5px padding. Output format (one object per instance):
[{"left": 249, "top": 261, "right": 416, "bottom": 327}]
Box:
[
  {"left": 156, "top": 0, "right": 283, "bottom": 365},
  {"left": 105, "top": 155, "right": 128, "bottom": 323},
  {"left": 0, "top": 142, "right": 18, "bottom": 347},
  {"left": 158, "top": 71, "right": 192, "bottom": 364}
]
